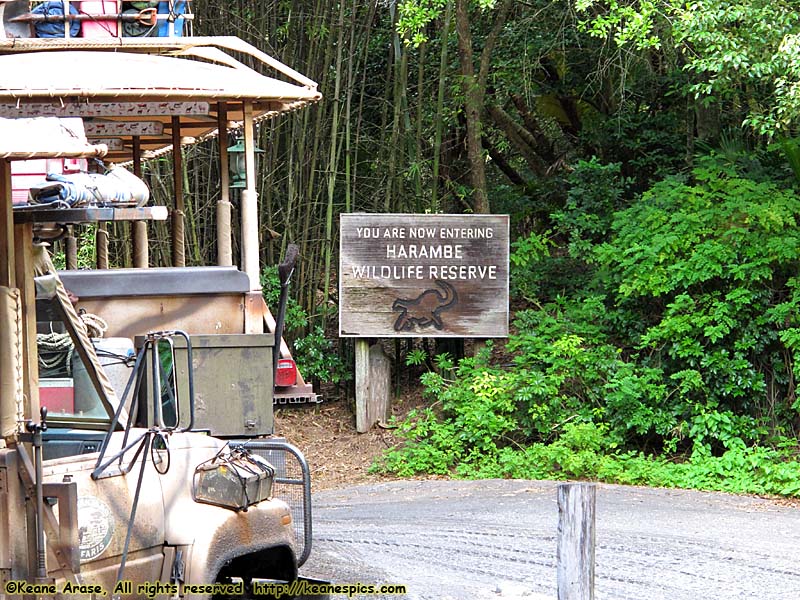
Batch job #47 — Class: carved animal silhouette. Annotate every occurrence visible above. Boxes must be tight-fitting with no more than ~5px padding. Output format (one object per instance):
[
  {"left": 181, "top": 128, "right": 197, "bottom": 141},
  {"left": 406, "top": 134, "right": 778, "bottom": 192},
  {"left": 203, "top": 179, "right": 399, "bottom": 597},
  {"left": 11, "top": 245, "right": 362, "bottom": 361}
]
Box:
[{"left": 392, "top": 280, "right": 458, "bottom": 331}]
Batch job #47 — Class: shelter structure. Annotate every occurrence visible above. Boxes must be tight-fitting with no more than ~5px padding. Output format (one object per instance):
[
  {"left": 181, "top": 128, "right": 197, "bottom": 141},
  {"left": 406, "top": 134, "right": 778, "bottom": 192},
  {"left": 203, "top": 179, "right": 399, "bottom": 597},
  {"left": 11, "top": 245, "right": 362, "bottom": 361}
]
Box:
[{"left": 0, "top": 34, "right": 322, "bottom": 403}]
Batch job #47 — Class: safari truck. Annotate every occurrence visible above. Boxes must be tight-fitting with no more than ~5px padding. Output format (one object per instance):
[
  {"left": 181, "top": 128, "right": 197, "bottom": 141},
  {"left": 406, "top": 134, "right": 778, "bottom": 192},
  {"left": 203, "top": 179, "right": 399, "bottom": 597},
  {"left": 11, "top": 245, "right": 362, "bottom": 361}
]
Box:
[{"left": 0, "top": 10, "right": 323, "bottom": 599}]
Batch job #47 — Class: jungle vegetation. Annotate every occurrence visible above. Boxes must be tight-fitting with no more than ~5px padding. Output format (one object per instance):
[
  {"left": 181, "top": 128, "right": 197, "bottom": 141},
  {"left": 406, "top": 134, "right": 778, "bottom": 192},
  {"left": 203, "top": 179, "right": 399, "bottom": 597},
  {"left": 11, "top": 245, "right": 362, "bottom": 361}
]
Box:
[{"left": 97, "top": 1, "right": 800, "bottom": 494}]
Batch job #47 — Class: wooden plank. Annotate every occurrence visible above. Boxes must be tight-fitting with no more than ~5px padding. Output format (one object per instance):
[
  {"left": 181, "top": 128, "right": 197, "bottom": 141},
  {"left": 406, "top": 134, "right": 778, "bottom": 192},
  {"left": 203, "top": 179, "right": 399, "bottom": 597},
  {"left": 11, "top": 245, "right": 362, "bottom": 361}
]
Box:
[
  {"left": 557, "top": 483, "right": 596, "bottom": 600},
  {"left": 12, "top": 206, "right": 168, "bottom": 224},
  {"left": 0, "top": 159, "right": 13, "bottom": 288},
  {"left": 356, "top": 342, "right": 392, "bottom": 433},
  {"left": 367, "top": 344, "right": 391, "bottom": 426},
  {"left": 13, "top": 223, "right": 38, "bottom": 423},
  {"left": 0, "top": 101, "right": 211, "bottom": 118},
  {"left": 355, "top": 340, "right": 370, "bottom": 433},
  {"left": 340, "top": 213, "right": 509, "bottom": 338}
]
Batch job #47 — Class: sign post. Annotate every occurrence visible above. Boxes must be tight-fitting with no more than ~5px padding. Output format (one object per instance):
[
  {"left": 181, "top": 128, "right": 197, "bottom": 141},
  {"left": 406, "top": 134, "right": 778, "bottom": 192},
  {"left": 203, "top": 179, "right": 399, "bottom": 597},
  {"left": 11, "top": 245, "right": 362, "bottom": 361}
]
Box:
[{"left": 340, "top": 213, "right": 509, "bottom": 431}]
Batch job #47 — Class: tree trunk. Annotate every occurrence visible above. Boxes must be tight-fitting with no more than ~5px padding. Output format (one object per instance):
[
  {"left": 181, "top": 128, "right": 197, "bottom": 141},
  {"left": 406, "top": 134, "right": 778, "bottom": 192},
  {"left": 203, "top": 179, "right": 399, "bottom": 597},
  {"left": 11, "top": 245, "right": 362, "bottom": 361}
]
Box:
[
  {"left": 454, "top": 0, "right": 513, "bottom": 214},
  {"left": 455, "top": 0, "right": 489, "bottom": 214},
  {"left": 431, "top": 0, "right": 453, "bottom": 213}
]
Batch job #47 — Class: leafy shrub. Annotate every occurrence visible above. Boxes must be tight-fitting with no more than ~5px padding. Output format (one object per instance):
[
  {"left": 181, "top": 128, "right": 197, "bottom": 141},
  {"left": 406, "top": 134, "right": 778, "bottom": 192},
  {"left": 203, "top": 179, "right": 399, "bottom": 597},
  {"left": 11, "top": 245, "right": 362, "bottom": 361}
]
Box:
[
  {"left": 260, "top": 266, "right": 308, "bottom": 331},
  {"left": 292, "top": 326, "right": 351, "bottom": 385},
  {"left": 552, "top": 157, "right": 630, "bottom": 256},
  {"left": 377, "top": 155, "right": 800, "bottom": 497},
  {"left": 597, "top": 155, "right": 800, "bottom": 445}
]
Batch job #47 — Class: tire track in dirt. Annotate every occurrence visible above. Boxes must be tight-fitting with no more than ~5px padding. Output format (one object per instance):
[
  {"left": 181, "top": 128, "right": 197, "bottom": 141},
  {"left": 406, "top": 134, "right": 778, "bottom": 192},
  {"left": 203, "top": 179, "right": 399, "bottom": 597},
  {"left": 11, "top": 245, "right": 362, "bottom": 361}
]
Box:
[{"left": 301, "top": 480, "right": 800, "bottom": 600}]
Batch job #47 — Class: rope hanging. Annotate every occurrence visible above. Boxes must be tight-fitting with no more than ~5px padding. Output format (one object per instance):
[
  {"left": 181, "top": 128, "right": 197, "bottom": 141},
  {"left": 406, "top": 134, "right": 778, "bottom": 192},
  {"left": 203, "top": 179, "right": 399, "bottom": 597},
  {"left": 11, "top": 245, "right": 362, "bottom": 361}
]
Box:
[
  {"left": 37, "top": 332, "right": 74, "bottom": 377},
  {"left": 37, "top": 312, "right": 108, "bottom": 377}
]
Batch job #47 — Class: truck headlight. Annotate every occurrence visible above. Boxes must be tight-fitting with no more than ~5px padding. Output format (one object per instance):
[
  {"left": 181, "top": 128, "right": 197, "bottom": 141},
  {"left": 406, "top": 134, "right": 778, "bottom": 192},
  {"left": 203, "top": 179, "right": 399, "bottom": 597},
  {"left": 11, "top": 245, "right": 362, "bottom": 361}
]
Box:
[{"left": 193, "top": 446, "right": 275, "bottom": 511}]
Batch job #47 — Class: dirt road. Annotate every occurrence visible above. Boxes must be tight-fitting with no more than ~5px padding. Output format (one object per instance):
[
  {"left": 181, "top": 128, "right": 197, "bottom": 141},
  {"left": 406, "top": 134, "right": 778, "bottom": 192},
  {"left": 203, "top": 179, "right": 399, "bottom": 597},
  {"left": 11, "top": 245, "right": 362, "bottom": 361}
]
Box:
[{"left": 300, "top": 479, "right": 800, "bottom": 599}]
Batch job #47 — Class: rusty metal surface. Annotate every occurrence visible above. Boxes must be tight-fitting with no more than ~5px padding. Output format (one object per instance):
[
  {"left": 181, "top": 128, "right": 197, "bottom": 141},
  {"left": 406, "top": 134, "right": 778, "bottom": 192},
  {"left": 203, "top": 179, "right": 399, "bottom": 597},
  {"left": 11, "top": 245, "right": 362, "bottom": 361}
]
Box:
[
  {"left": 41, "top": 482, "right": 80, "bottom": 574},
  {"left": 154, "top": 432, "right": 297, "bottom": 590},
  {"left": 0, "top": 449, "right": 28, "bottom": 582},
  {"left": 42, "top": 447, "right": 165, "bottom": 583}
]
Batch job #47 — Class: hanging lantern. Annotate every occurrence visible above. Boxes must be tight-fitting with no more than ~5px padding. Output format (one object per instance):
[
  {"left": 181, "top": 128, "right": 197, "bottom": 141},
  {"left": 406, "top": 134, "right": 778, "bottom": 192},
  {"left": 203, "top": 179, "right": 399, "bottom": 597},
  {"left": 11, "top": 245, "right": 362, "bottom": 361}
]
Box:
[{"left": 227, "top": 138, "right": 265, "bottom": 189}]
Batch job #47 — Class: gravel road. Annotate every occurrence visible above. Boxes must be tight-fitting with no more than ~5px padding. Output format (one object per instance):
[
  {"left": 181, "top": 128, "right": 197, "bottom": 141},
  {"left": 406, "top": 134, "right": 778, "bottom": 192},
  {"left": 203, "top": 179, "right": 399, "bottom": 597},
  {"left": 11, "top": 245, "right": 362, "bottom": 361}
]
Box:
[{"left": 300, "top": 479, "right": 800, "bottom": 600}]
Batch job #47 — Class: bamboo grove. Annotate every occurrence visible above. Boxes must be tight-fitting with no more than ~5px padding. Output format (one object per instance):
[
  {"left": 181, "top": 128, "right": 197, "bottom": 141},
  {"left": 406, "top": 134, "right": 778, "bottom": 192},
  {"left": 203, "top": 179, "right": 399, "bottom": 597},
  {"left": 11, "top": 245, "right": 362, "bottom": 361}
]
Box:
[{"left": 97, "top": 0, "right": 796, "bottom": 334}]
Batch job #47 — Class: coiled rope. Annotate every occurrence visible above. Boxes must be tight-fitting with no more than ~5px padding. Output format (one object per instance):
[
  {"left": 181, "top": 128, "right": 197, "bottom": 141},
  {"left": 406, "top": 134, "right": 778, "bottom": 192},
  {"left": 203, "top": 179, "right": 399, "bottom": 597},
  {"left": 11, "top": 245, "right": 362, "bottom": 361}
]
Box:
[
  {"left": 37, "top": 332, "right": 73, "bottom": 377},
  {"left": 79, "top": 310, "right": 108, "bottom": 339},
  {"left": 37, "top": 312, "right": 109, "bottom": 376}
]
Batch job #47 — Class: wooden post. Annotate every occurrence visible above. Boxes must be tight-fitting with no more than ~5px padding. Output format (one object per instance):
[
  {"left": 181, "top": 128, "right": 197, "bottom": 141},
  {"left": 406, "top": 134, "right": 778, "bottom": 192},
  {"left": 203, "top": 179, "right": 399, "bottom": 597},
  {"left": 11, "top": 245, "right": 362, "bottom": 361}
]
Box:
[
  {"left": 14, "top": 224, "right": 38, "bottom": 424},
  {"left": 65, "top": 226, "right": 77, "bottom": 270},
  {"left": 355, "top": 341, "right": 391, "bottom": 433},
  {"left": 557, "top": 483, "right": 596, "bottom": 600},
  {"left": 171, "top": 115, "right": 185, "bottom": 267},
  {"left": 132, "top": 136, "right": 149, "bottom": 268},
  {"left": 0, "top": 159, "right": 14, "bottom": 287},
  {"left": 96, "top": 223, "right": 109, "bottom": 269},
  {"left": 217, "top": 102, "right": 233, "bottom": 267},
  {"left": 132, "top": 221, "right": 149, "bottom": 268},
  {"left": 241, "top": 102, "right": 260, "bottom": 290}
]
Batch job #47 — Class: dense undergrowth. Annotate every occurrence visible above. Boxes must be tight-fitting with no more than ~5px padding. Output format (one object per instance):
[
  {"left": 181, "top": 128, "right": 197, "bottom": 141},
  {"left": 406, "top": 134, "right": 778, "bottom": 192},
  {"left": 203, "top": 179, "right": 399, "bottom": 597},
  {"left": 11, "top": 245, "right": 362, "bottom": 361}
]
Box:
[{"left": 375, "top": 154, "right": 800, "bottom": 496}]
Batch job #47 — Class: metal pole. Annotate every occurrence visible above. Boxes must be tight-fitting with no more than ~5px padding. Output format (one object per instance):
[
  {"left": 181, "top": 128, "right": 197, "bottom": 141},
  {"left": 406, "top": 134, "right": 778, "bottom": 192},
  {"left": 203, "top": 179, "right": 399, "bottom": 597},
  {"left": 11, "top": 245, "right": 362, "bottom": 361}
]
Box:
[{"left": 25, "top": 408, "right": 47, "bottom": 582}]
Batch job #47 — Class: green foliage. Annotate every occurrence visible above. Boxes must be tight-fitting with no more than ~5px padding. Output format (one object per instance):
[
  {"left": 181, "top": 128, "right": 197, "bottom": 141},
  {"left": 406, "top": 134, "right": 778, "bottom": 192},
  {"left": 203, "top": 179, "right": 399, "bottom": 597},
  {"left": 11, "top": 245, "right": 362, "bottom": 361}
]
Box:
[
  {"left": 398, "top": 0, "right": 498, "bottom": 46},
  {"left": 405, "top": 348, "right": 428, "bottom": 367},
  {"left": 260, "top": 266, "right": 308, "bottom": 331},
  {"left": 292, "top": 326, "right": 351, "bottom": 385},
  {"left": 552, "top": 158, "right": 629, "bottom": 257},
  {"left": 595, "top": 156, "right": 800, "bottom": 443},
  {"left": 377, "top": 154, "right": 800, "bottom": 497},
  {"left": 508, "top": 230, "right": 554, "bottom": 302},
  {"left": 574, "top": 0, "right": 800, "bottom": 136},
  {"left": 51, "top": 226, "right": 97, "bottom": 271}
]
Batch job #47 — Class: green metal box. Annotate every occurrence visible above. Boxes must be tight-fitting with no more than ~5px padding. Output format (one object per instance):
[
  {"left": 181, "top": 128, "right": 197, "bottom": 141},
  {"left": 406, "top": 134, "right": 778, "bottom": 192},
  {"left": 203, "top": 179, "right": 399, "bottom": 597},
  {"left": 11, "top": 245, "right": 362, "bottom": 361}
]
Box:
[{"left": 137, "top": 333, "right": 274, "bottom": 437}]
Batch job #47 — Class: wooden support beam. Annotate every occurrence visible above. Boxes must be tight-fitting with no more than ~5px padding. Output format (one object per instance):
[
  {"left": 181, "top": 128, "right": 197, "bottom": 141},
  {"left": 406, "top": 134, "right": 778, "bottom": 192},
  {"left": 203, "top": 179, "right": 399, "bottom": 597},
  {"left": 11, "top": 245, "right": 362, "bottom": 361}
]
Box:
[
  {"left": 0, "top": 159, "right": 14, "bottom": 288},
  {"left": 13, "top": 224, "right": 38, "bottom": 424},
  {"left": 217, "top": 102, "right": 233, "bottom": 267},
  {"left": 96, "top": 223, "right": 109, "bottom": 269},
  {"left": 355, "top": 341, "right": 391, "bottom": 433},
  {"left": 65, "top": 226, "right": 77, "bottom": 270},
  {"left": 557, "top": 483, "right": 596, "bottom": 600},
  {"left": 171, "top": 115, "right": 185, "bottom": 267}
]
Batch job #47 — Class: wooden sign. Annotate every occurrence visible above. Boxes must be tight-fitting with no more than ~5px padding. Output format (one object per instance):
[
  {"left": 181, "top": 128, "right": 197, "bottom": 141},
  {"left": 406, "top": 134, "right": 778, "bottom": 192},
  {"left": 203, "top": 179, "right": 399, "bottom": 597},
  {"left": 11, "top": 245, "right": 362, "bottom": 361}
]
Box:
[{"left": 339, "top": 213, "right": 509, "bottom": 338}]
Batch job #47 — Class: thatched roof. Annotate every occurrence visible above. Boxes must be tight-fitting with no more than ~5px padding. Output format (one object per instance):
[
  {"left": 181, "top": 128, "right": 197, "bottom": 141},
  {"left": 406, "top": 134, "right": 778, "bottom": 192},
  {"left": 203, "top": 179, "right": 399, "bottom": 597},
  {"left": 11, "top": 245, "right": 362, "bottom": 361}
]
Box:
[
  {"left": 0, "top": 37, "right": 321, "bottom": 162},
  {"left": 0, "top": 51, "right": 320, "bottom": 104}
]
